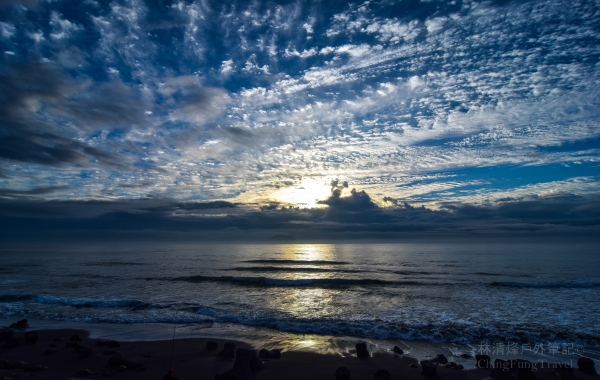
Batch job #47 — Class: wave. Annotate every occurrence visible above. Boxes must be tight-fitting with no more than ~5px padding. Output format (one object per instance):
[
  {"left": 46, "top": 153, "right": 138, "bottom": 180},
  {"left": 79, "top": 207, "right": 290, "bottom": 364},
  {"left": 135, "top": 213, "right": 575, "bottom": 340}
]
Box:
[
  {"left": 242, "top": 259, "right": 349, "bottom": 265},
  {"left": 31, "top": 295, "right": 152, "bottom": 309},
  {"left": 166, "top": 275, "right": 436, "bottom": 288},
  {"left": 490, "top": 280, "right": 600, "bottom": 289},
  {"left": 224, "top": 266, "right": 363, "bottom": 273},
  {"left": 1, "top": 294, "right": 599, "bottom": 347},
  {"left": 82, "top": 261, "right": 145, "bottom": 267}
]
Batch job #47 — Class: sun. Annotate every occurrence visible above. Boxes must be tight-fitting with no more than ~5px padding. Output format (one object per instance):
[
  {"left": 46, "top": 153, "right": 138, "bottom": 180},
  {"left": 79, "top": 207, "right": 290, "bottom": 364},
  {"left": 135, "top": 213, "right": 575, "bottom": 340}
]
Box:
[{"left": 272, "top": 178, "right": 331, "bottom": 208}]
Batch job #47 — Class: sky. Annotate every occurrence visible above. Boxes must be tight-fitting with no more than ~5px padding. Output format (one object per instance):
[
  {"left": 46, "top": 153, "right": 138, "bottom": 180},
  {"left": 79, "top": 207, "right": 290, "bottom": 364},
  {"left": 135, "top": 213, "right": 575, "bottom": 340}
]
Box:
[{"left": 0, "top": 0, "right": 599, "bottom": 242}]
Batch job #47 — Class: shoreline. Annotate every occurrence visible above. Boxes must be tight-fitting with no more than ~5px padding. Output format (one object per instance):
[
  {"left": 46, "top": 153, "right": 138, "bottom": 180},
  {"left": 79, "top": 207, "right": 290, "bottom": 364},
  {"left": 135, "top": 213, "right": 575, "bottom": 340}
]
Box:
[{"left": 1, "top": 321, "right": 599, "bottom": 380}]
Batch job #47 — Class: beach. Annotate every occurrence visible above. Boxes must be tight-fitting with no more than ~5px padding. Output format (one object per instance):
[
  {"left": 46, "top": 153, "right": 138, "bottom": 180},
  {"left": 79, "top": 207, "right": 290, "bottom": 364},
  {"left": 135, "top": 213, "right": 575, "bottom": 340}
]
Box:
[{"left": 1, "top": 325, "right": 598, "bottom": 380}]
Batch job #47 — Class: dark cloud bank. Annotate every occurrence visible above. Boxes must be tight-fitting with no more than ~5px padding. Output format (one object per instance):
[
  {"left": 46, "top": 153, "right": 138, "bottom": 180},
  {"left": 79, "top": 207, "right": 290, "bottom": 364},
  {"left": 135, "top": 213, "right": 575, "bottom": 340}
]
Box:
[{"left": 1, "top": 188, "right": 598, "bottom": 243}]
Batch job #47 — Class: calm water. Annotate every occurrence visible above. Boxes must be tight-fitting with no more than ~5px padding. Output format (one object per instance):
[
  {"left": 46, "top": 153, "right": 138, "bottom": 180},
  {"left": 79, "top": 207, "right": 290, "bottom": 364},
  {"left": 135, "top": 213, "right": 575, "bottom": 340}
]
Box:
[{"left": 1, "top": 243, "right": 599, "bottom": 349}]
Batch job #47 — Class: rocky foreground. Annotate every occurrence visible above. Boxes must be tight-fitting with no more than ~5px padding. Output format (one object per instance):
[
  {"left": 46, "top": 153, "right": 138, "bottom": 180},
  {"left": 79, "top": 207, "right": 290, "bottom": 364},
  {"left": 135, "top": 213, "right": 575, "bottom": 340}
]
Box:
[{"left": 0, "top": 320, "right": 598, "bottom": 380}]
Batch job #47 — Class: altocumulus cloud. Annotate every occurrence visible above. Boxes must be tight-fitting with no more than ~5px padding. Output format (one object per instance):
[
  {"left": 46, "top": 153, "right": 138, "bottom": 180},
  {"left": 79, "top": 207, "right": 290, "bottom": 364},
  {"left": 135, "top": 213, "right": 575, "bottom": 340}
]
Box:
[{"left": 0, "top": 0, "right": 599, "bottom": 241}]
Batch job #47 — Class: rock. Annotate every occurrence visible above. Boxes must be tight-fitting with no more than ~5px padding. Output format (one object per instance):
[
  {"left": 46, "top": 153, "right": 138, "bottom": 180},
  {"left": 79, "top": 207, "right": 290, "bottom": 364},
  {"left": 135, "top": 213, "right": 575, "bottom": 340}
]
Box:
[
  {"left": 249, "top": 350, "right": 263, "bottom": 370},
  {"left": 104, "top": 350, "right": 117, "bottom": 355},
  {"left": 409, "top": 363, "right": 419, "bottom": 369},
  {"left": 514, "top": 360, "right": 536, "bottom": 380},
  {"left": 577, "top": 357, "right": 596, "bottom": 374},
  {"left": 217, "top": 342, "right": 236, "bottom": 359},
  {"left": 0, "top": 327, "right": 14, "bottom": 341},
  {"left": 118, "top": 364, "right": 127, "bottom": 371},
  {"left": 24, "top": 331, "right": 38, "bottom": 344},
  {"left": 214, "top": 348, "right": 254, "bottom": 380},
  {"left": 335, "top": 366, "right": 351, "bottom": 379},
  {"left": 420, "top": 361, "right": 438, "bottom": 376},
  {"left": 556, "top": 366, "right": 575, "bottom": 380},
  {"left": 375, "top": 369, "right": 391, "bottom": 379},
  {"left": 66, "top": 341, "right": 79, "bottom": 348},
  {"left": 444, "top": 363, "right": 455, "bottom": 368},
  {"left": 76, "top": 369, "right": 92, "bottom": 376},
  {"left": 101, "top": 370, "right": 112, "bottom": 377},
  {"left": 207, "top": 341, "right": 218, "bottom": 350},
  {"left": 45, "top": 348, "right": 57, "bottom": 355},
  {"left": 427, "top": 354, "right": 448, "bottom": 365},
  {"left": 97, "top": 339, "right": 108, "bottom": 346},
  {"left": 231, "top": 348, "right": 253, "bottom": 380},
  {"left": 460, "top": 353, "right": 472, "bottom": 359},
  {"left": 258, "top": 348, "right": 270, "bottom": 358},
  {"left": 456, "top": 364, "right": 464, "bottom": 370},
  {"left": 107, "top": 353, "right": 141, "bottom": 369},
  {"left": 392, "top": 346, "right": 404, "bottom": 354},
  {"left": 268, "top": 349, "right": 281, "bottom": 359},
  {"left": 356, "top": 342, "right": 370, "bottom": 358},
  {"left": 476, "top": 354, "right": 491, "bottom": 369},
  {"left": 9, "top": 319, "right": 29, "bottom": 329},
  {"left": 107, "top": 340, "right": 120, "bottom": 348},
  {"left": 491, "top": 360, "right": 514, "bottom": 380},
  {"left": 2, "top": 336, "right": 19, "bottom": 348},
  {"left": 69, "top": 334, "right": 83, "bottom": 342}
]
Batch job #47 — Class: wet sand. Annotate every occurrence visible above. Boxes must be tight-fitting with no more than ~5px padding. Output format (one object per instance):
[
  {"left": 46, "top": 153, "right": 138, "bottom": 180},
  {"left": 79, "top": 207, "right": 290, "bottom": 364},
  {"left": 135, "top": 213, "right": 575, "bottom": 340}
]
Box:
[{"left": 1, "top": 328, "right": 598, "bottom": 380}]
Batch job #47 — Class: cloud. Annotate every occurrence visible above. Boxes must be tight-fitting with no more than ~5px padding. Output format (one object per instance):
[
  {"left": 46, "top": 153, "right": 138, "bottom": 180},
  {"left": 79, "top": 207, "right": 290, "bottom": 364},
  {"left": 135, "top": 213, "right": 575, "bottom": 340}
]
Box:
[{"left": 0, "top": 0, "right": 38, "bottom": 10}]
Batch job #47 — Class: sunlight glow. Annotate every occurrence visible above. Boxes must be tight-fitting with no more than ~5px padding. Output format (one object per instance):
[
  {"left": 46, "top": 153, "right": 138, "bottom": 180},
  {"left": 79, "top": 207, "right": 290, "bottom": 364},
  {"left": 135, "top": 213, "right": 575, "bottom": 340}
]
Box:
[{"left": 272, "top": 179, "right": 331, "bottom": 208}]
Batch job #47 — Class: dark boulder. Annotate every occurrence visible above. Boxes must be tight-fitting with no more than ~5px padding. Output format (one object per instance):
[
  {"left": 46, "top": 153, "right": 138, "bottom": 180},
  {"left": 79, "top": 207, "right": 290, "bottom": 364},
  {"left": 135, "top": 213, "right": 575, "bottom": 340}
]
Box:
[
  {"left": 249, "top": 350, "right": 263, "bottom": 370},
  {"left": 375, "top": 369, "right": 391, "bottom": 379},
  {"left": 69, "top": 334, "right": 83, "bottom": 342},
  {"left": 0, "top": 327, "right": 14, "bottom": 340},
  {"left": 107, "top": 340, "right": 120, "bottom": 348},
  {"left": 97, "top": 339, "right": 108, "bottom": 346},
  {"left": 258, "top": 348, "right": 270, "bottom": 359},
  {"left": 9, "top": 319, "right": 29, "bottom": 329},
  {"left": 106, "top": 353, "right": 141, "bottom": 369},
  {"left": 476, "top": 354, "right": 491, "bottom": 369},
  {"left": 393, "top": 346, "right": 404, "bottom": 354},
  {"left": 420, "top": 361, "right": 438, "bottom": 376},
  {"left": 335, "top": 366, "right": 351, "bottom": 379},
  {"left": 2, "top": 336, "right": 19, "bottom": 348},
  {"left": 515, "top": 360, "right": 536, "bottom": 380},
  {"left": 577, "top": 357, "right": 596, "bottom": 375},
  {"left": 268, "top": 349, "right": 281, "bottom": 359},
  {"left": 24, "top": 331, "right": 38, "bottom": 344},
  {"left": 217, "top": 342, "right": 237, "bottom": 359},
  {"left": 356, "top": 342, "right": 370, "bottom": 358},
  {"left": 206, "top": 341, "right": 218, "bottom": 350},
  {"left": 66, "top": 341, "right": 79, "bottom": 348},
  {"left": 491, "top": 359, "right": 514, "bottom": 380},
  {"left": 556, "top": 365, "right": 575, "bottom": 380},
  {"left": 409, "top": 363, "right": 419, "bottom": 369},
  {"left": 214, "top": 348, "right": 254, "bottom": 380},
  {"left": 427, "top": 354, "right": 448, "bottom": 365},
  {"left": 460, "top": 353, "right": 472, "bottom": 359}
]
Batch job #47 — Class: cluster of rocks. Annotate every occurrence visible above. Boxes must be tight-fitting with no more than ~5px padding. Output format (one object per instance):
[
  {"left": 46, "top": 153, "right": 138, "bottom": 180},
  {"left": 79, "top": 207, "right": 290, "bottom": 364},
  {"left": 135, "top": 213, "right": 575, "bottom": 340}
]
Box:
[
  {"left": 0, "top": 359, "right": 47, "bottom": 372},
  {"left": 214, "top": 347, "right": 266, "bottom": 380}
]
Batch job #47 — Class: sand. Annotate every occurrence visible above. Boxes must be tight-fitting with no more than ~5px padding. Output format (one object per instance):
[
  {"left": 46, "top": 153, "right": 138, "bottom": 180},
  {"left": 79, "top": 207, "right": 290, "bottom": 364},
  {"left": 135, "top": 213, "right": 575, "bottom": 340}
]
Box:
[{"left": 0, "top": 328, "right": 597, "bottom": 380}]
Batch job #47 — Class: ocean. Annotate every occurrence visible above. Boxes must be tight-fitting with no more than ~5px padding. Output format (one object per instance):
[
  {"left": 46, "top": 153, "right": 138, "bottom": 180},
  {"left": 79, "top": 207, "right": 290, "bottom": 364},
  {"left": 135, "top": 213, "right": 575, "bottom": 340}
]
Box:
[{"left": 1, "top": 242, "right": 599, "bottom": 363}]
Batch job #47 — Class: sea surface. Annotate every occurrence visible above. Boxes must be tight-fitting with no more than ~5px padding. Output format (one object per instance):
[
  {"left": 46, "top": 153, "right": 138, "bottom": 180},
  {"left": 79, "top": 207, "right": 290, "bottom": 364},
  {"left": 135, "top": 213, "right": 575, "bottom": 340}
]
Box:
[{"left": 1, "top": 243, "right": 599, "bottom": 358}]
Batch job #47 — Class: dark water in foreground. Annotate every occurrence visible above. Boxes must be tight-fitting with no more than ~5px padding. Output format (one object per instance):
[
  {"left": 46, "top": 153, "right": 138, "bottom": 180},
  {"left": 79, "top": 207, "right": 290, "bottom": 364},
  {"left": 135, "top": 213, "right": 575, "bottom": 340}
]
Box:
[{"left": 1, "top": 243, "right": 599, "bottom": 352}]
